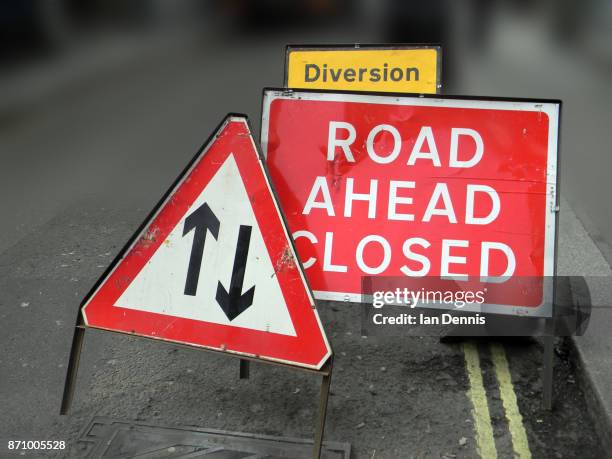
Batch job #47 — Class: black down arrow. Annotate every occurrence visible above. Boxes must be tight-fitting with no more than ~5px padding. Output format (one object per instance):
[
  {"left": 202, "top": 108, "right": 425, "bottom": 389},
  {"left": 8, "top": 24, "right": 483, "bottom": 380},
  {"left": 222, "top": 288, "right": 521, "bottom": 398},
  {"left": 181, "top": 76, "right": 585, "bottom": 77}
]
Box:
[{"left": 216, "top": 225, "right": 255, "bottom": 321}]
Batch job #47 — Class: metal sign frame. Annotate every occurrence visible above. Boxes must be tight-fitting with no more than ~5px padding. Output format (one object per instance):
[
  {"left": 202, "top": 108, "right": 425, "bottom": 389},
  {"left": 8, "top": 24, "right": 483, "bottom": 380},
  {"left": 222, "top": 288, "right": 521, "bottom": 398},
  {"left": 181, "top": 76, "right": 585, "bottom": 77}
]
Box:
[
  {"left": 284, "top": 44, "right": 442, "bottom": 94},
  {"left": 78, "top": 114, "right": 331, "bottom": 369},
  {"left": 282, "top": 46, "right": 562, "bottom": 411},
  {"left": 260, "top": 88, "right": 561, "bottom": 319},
  {"left": 60, "top": 114, "right": 334, "bottom": 458}
]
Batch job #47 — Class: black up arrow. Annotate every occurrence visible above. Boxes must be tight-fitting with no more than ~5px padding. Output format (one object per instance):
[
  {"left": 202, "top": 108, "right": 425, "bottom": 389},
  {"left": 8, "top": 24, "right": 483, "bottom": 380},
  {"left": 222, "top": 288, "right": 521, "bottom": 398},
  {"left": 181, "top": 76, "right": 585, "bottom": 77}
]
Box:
[
  {"left": 216, "top": 225, "right": 255, "bottom": 321},
  {"left": 182, "top": 202, "right": 220, "bottom": 296}
]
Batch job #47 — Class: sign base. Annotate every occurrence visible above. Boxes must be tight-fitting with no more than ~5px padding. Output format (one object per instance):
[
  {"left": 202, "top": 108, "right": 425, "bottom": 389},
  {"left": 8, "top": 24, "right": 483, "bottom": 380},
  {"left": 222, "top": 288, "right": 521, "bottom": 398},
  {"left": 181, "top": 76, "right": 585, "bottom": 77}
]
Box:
[{"left": 61, "top": 325, "right": 335, "bottom": 458}]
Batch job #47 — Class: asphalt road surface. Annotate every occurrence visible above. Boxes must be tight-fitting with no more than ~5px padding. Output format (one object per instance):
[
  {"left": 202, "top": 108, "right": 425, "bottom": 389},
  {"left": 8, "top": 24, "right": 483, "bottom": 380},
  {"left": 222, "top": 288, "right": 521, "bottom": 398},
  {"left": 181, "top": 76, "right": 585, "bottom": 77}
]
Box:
[{"left": 0, "top": 204, "right": 603, "bottom": 457}]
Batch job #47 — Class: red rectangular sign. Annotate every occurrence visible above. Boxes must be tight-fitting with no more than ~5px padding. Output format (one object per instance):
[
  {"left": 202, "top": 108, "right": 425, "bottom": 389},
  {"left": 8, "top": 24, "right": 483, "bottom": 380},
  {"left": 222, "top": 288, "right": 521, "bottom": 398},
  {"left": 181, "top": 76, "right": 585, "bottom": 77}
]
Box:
[{"left": 261, "top": 90, "right": 560, "bottom": 317}]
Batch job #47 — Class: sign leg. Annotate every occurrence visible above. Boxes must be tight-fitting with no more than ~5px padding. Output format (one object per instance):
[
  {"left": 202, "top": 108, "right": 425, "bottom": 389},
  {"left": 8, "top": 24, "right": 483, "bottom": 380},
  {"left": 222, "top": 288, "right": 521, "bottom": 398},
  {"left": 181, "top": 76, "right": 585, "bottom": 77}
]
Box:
[
  {"left": 542, "top": 323, "right": 554, "bottom": 410},
  {"left": 60, "top": 326, "right": 86, "bottom": 415},
  {"left": 239, "top": 359, "right": 250, "bottom": 379},
  {"left": 313, "top": 359, "right": 333, "bottom": 459}
]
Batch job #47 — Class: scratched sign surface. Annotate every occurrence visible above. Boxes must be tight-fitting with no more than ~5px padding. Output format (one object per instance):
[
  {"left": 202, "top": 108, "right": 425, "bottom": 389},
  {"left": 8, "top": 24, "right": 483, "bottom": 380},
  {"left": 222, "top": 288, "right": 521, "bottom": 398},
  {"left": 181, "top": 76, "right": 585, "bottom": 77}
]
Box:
[
  {"left": 82, "top": 115, "right": 331, "bottom": 369},
  {"left": 261, "top": 90, "right": 560, "bottom": 317}
]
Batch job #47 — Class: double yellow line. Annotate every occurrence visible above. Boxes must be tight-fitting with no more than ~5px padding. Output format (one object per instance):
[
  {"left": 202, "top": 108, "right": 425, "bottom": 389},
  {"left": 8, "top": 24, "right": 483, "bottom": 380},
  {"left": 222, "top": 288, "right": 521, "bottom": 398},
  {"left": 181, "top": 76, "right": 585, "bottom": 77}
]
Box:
[{"left": 463, "top": 342, "right": 531, "bottom": 459}]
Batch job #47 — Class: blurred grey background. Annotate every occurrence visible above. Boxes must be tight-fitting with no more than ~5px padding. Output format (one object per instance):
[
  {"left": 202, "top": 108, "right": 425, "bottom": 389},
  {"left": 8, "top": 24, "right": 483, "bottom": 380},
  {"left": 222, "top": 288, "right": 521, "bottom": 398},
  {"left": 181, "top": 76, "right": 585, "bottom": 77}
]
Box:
[{"left": 0, "top": 0, "right": 611, "bottom": 263}]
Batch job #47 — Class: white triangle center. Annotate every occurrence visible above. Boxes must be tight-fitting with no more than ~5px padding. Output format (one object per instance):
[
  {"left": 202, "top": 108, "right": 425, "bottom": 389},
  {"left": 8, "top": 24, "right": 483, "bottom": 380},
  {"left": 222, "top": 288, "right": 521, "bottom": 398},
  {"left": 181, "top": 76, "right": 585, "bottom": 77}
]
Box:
[{"left": 115, "top": 154, "right": 297, "bottom": 336}]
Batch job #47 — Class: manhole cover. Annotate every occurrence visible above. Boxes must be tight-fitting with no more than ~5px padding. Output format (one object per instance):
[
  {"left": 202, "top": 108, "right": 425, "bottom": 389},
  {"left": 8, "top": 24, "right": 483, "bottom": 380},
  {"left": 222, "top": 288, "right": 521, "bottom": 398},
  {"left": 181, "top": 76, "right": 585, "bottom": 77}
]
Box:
[{"left": 78, "top": 417, "right": 350, "bottom": 458}]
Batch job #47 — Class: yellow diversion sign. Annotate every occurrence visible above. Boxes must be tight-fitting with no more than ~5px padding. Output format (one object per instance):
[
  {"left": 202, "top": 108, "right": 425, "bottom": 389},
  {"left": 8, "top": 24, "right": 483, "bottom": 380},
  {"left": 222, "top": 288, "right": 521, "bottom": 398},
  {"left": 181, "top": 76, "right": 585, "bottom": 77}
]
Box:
[{"left": 285, "top": 45, "right": 440, "bottom": 94}]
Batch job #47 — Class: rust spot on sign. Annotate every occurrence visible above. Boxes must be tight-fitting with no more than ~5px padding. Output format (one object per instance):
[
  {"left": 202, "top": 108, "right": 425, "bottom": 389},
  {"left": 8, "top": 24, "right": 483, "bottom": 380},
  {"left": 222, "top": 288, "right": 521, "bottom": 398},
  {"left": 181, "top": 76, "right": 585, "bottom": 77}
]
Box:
[
  {"left": 113, "top": 275, "right": 131, "bottom": 290},
  {"left": 140, "top": 227, "right": 161, "bottom": 248},
  {"left": 274, "top": 245, "right": 294, "bottom": 273}
]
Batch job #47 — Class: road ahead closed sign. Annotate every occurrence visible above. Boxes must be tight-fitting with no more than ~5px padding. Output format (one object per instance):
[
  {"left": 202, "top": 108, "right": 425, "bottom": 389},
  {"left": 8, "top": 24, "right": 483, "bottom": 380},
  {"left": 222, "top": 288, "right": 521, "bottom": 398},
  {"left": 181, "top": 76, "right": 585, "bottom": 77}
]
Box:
[
  {"left": 261, "top": 90, "right": 560, "bottom": 317},
  {"left": 285, "top": 45, "right": 440, "bottom": 94}
]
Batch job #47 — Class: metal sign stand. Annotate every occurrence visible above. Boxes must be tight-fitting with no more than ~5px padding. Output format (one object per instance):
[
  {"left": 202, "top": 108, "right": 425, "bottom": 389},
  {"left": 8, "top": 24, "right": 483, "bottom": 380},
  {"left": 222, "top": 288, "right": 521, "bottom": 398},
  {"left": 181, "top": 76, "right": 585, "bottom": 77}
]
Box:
[
  {"left": 540, "top": 334, "right": 559, "bottom": 411},
  {"left": 233, "top": 356, "right": 334, "bottom": 457},
  {"left": 60, "top": 320, "right": 334, "bottom": 459},
  {"left": 313, "top": 357, "right": 333, "bottom": 459},
  {"left": 542, "top": 319, "right": 555, "bottom": 410},
  {"left": 60, "top": 317, "right": 85, "bottom": 416}
]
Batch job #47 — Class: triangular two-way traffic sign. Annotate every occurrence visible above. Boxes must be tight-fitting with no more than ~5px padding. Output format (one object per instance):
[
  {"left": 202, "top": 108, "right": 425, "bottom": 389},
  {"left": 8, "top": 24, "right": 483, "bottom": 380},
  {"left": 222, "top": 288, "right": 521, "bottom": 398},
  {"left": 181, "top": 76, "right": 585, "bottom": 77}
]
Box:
[{"left": 81, "top": 115, "right": 331, "bottom": 369}]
